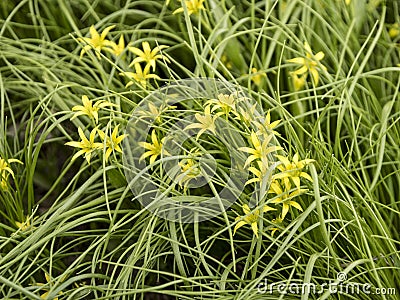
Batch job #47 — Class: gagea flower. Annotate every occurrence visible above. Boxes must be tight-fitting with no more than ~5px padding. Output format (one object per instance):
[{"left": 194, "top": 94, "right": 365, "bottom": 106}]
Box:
[
  {"left": 97, "top": 125, "right": 127, "bottom": 162},
  {"left": 71, "top": 95, "right": 114, "bottom": 124},
  {"left": 128, "top": 41, "right": 169, "bottom": 71},
  {"left": 143, "top": 102, "right": 177, "bottom": 124},
  {"left": 238, "top": 132, "right": 282, "bottom": 168},
  {"left": 246, "top": 160, "right": 270, "bottom": 186},
  {"left": 177, "top": 149, "right": 202, "bottom": 189},
  {"left": 184, "top": 105, "right": 219, "bottom": 140},
  {"left": 234, "top": 204, "right": 276, "bottom": 238},
  {"left": 110, "top": 35, "right": 126, "bottom": 56},
  {"left": 256, "top": 110, "right": 281, "bottom": 137},
  {"left": 15, "top": 215, "right": 35, "bottom": 231},
  {"left": 269, "top": 180, "right": 306, "bottom": 220},
  {"left": 290, "top": 71, "right": 307, "bottom": 91},
  {"left": 120, "top": 63, "right": 161, "bottom": 88},
  {"left": 287, "top": 41, "right": 327, "bottom": 86},
  {"left": 273, "top": 153, "right": 314, "bottom": 189},
  {"left": 65, "top": 127, "right": 103, "bottom": 164},
  {"left": 173, "top": 0, "right": 205, "bottom": 15},
  {"left": 0, "top": 156, "right": 23, "bottom": 191},
  {"left": 79, "top": 25, "right": 115, "bottom": 59},
  {"left": 251, "top": 68, "right": 266, "bottom": 86},
  {"left": 139, "top": 130, "right": 170, "bottom": 165},
  {"left": 205, "top": 93, "right": 237, "bottom": 117}
]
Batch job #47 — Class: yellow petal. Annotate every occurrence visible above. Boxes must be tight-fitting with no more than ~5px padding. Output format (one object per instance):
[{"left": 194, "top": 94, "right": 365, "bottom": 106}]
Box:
[
  {"left": 314, "top": 51, "right": 325, "bottom": 61},
  {"left": 234, "top": 220, "right": 247, "bottom": 235},
  {"left": 287, "top": 57, "right": 306, "bottom": 65},
  {"left": 251, "top": 222, "right": 259, "bottom": 237},
  {"left": 281, "top": 203, "right": 289, "bottom": 220}
]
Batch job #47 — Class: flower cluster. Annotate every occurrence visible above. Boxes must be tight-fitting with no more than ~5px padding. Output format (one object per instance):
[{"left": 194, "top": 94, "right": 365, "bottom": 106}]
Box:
[
  {"left": 78, "top": 25, "right": 168, "bottom": 89},
  {"left": 66, "top": 95, "right": 126, "bottom": 164},
  {"left": 234, "top": 111, "right": 314, "bottom": 238}
]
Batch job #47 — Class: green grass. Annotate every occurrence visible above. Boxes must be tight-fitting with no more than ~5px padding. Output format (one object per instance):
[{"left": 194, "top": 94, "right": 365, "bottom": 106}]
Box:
[{"left": 0, "top": 0, "right": 399, "bottom": 299}]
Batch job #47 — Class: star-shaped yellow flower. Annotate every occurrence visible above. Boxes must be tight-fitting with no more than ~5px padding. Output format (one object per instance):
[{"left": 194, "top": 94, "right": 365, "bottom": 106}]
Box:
[
  {"left": 251, "top": 68, "right": 266, "bottom": 86},
  {"left": 173, "top": 0, "right": 205, "bottom": 15},
  {"left": 128, "top": 41, "right": 169, "bottom": 71},
  {"left": 65, "top": 127, "right": 103, "bottom": 164},
  {"left": 110, "top": 35, "right": 125, "bottom": 56},
  {"left": 234, "top": 204, "right": 276, "bottom": 238},
  {"left": 287, "top": 41, "right": 327, "bottom": 86},
  {"left": 290, "top": 71, "right": 307, "bottom": 91},
  {"left": 177, "top": 149, "right": 202, "bottom": 189},
  {"left": 246, "top": 160, "right": 270, "bottom": 186},
  {"left": 273, "top": 153, "right": 314, "bottom": 189},
  {"left": 120, "top": 63, "right": 161, "bottom": 88},
  {"left": 205, "top": 93, "right": 237, "bottom": 117},
  {"left": 15, "top": 215, "right": 35, "bottom": 231},
  {"left": 71, "top": 95, "right": 114, "bottom": 124},
  {"left": 141, "top": 102, "right": 177, "bottom": 124},
  {"left": 238, "top": 132, "right": 282, "bottom": 167},
  {"left": 97, "top": 125, "right": 127, "bottom": 162},
  {"left": 269, "top": 216, "right": 284, "bottom": 237},
  {"left": 256, "top": 110, "right": 281, "bottom": 137},
  {"left": 184, "top": 105, "right": 219, "bottom": 140},
  {"left": 0, "top": 156, "right": 23, "bottom": 191},
  {"left": 79, "top": 25, "right": 115, "bottom": 59},
  {"left": 269, "top": 180, "right": 306, "bottom": 220},
  {"left": 138, "top": 130, "right": 170, "bottom": 165}
]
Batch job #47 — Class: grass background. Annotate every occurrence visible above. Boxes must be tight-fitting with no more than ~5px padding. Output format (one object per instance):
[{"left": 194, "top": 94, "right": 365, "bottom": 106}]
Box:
[{"left": 0, "top": 0, "right": 399, "bottom": 299}]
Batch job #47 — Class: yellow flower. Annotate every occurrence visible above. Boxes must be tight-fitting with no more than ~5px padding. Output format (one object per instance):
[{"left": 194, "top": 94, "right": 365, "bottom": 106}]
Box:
[
  {"left": 37, "top": 272, "right": 63, "bottom": 300},
  {"left": 389, "top": 23, "right": 399, "bottom": 39},
  {"left": 269, "top": 216, "right": 283, "bottom": 237},
  {"left": 246, "top": 160, "right": 270, "bottom": 186},
  {"left": 234, "top": 103, "right": 257, "bottom": 125},
  {"left": 251, "top": 68, "right": 266, "bottom": 86},
  {"left": 234, "top": 204, "right": 276, "bottom": 238},
  {"left": 65, "top": 127, "right": 103, "bottom": 164},
  {"left": 273, "top": 153, "right": 314, "bottom": 189},
  {"left": 138, "top": 130, "right": 170, "bottom": 165},
  {"left": 128, "top": 41, "right": 169, "bottom": 71},
  {"left": 290, "top": 71, "right": 307, "bottom": 91},
  {"left": 269, "top": 180, "right": 305, "bottom": 220},
  {"left": 238, "top": 132, "right": 282, "bottom": 168},
  {"left": 345, "top": 0, "right": 351, "bottom": 5},
  {"left": 173, "top": 0, "right": 205, "bottom": 15},
  {"left": 15, "top": 215, "right": 35, "bottom": 231},
  {"left": 287, "top": 41, "right": 327, "bottom": 86},
  {"left": 205, "top": 93, "right": 237, "bottom": 117},
  {"left": 177, "top": 149, "right": 202, "bottom": 188},
  {"left": 0, "top": 156, "right": 23, "bottom": 191},
  {"left": 110, "top": 35, "right": 125, "bottom": 56},
  {"left": 97, "top": 125, "right": 127, "bottom": 162},
  {"left": 142, "top": 102, "right": 177, "bottom": 124},
  {"left": 71, "top": 95, "right": 114, "bottom": 124},
  {"left": 184, "top": 105, "right": 219, "bottom": 140},
  {"left": 120, "top": 63, "right": 161, "bottom": 88},
  {"left": 256, "top": 110, "right": 281, "bottom": 137},
  {"left": 79, "top": 25, "right": 115, "bottom": 59}
]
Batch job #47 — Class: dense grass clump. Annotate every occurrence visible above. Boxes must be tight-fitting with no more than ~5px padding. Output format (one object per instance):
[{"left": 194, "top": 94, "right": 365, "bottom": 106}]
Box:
[{"left": 0, "top": 0, "right": 399, "bottom": 299}]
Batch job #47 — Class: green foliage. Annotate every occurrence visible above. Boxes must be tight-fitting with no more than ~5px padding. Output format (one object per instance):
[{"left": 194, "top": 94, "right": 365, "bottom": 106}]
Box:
[{"left": 0, "top": 0, "right": 399, "bottom": 299}]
